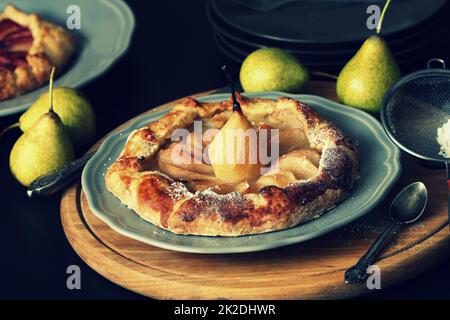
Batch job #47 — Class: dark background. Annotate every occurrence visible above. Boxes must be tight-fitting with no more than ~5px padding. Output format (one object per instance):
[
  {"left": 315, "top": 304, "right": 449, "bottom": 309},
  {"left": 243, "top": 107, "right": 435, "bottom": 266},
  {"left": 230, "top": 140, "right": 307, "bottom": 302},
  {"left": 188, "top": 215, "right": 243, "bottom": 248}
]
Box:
[{"left": 1, "top": 0, "right": 450, "bottom": 299}]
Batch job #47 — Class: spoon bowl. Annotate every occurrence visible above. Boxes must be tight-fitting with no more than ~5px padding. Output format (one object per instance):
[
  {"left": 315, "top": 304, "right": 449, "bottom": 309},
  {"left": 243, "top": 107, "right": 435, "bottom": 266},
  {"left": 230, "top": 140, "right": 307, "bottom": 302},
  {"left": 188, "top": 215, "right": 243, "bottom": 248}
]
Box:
[{"left": 390, "top": 182, "right": 428, "bottom": 224}]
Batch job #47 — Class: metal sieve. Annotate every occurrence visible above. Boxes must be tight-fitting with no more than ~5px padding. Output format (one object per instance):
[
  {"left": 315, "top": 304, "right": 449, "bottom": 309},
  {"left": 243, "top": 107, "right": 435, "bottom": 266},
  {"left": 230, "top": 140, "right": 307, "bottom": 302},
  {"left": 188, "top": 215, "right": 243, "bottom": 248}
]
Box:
[{"left": 380, "top": 58, "right": 450, "bottom": 220}]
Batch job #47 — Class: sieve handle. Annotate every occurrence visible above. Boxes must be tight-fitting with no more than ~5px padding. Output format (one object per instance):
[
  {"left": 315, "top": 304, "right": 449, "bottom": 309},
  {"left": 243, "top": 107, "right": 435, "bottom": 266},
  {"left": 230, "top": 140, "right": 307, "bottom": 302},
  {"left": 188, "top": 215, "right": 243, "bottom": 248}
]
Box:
[{"left": 427, "top": 58, "right": 446, "bottom": 69}]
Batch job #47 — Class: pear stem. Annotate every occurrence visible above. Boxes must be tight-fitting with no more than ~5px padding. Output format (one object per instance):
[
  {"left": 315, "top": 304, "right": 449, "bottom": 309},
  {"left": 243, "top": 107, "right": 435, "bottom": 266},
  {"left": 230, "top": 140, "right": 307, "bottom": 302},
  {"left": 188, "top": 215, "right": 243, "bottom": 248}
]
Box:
[
  {"left": 376, "top": 0, "right": 392, "bottom": 35},
  {"left": 0, "top": 122, "right": 19, "bottom": 140},
  {"left": 48, "top": 66, "right": 56, "bottom": 113},
  {"left": 221, "top": 65, "right": 242, "bottom": 113},
  {"left": 311, "top": 71, "right": 338, "bottom": 80}
]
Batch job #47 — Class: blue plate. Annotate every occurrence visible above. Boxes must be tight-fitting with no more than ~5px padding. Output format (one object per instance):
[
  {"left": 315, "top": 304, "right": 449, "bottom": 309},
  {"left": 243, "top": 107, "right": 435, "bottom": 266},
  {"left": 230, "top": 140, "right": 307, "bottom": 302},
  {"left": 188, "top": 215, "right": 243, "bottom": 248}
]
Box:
[
  {"left": 82, "top": 93, "right": 401, "bottom": 254},
  {"left": 0, "top": 0, "right": 134, "bottom": 116}
]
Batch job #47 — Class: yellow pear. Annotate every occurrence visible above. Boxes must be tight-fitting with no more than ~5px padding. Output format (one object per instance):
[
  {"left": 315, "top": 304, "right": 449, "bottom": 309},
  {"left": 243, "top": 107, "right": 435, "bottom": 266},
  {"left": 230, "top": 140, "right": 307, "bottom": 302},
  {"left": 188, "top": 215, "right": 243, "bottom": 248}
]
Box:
[
  {"left": 208, "top": 103, "right": 261, "bottom": 184},
  {"left": 10, "top": 110, "right": 75, "bottom": 186},
  {"left": 240, "top": 47, "right": 309, "bottom": 93},
  {"left": 9, "top": 67, "right": 75, "bottom": 187},
  {"left": 336, "top": 35, "right": 400, "bottom": 113},
  {"left": 336, "top": 0, "right": 400, "bottom": 113},
  {"left": 19, "top": 87, "right": 96, "bottom": 148}
]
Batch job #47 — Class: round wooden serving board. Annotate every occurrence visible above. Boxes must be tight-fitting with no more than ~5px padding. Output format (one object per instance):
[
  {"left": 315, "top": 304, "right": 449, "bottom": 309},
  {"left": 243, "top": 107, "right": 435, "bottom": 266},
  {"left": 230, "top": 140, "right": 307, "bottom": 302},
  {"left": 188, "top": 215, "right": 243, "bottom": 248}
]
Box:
[{"left": 60, "top": 81, "right": 450, "bottom": 299}]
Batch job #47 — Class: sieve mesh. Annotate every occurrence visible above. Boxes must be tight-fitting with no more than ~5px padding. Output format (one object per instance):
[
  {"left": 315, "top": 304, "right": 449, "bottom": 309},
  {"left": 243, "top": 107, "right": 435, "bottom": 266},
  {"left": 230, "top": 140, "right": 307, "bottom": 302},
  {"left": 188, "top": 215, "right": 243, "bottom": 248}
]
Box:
[{"left": 382, "top": 71, "right": 450, "bottom": 162}]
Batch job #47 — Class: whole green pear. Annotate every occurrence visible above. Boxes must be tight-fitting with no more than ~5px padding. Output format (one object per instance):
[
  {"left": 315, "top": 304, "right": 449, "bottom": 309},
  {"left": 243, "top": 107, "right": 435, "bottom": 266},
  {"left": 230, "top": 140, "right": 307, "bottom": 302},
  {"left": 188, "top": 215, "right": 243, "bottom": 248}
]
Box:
[
  {"left": 240, "top": 47, "right": 309, "bottom": 92},
  {"left": 10, "top": 110, "right": 75, "bottom": 187},
  {"left": 336, "top": 35, "right": 400, "bottom": 113},
  {"left": 19, "top": 88, "right": 96, "bottom": 147}
]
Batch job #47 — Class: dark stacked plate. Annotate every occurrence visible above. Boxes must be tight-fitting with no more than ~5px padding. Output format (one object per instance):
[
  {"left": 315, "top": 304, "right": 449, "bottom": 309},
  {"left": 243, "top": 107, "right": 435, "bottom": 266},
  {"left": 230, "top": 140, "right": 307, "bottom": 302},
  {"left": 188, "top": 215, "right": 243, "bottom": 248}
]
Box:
[{"left": 207, "top": 0, "right": 450, "bottom": 72}]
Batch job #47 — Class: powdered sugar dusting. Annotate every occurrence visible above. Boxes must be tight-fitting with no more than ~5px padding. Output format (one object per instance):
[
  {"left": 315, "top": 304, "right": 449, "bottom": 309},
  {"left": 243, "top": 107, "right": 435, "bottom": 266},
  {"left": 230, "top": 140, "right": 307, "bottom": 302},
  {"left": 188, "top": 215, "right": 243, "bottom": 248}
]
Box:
[
  {"left": 199, "top": 189, "right": 243, "bottom": 205},
  {"left": 437, "top": 118, "right": 450, "bottom": 158},
  {"left": 167, "top": 181, "right": 189, "bottom": 201}
]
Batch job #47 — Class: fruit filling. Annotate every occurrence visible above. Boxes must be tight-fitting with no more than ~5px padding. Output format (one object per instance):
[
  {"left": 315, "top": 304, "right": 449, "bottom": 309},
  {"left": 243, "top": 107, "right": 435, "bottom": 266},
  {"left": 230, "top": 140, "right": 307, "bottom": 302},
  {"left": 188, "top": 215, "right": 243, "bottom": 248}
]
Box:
[
  {"left": 155, "top": 110, "right": 321, "bottom": 195},
  {"left": 0, "top": 19, "right": 33, "bottom": 69}
]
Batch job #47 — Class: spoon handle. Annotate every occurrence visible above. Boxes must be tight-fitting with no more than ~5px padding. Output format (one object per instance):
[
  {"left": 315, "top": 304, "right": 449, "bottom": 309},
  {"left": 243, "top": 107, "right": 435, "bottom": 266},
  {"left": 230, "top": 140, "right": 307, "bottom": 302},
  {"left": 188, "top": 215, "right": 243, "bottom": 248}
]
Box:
[
  {"left": 26, "top": 151, "right": 95, "bottom": 198},
  {"left": 344, "top": 222, "right": 397, "bottom": 284}
]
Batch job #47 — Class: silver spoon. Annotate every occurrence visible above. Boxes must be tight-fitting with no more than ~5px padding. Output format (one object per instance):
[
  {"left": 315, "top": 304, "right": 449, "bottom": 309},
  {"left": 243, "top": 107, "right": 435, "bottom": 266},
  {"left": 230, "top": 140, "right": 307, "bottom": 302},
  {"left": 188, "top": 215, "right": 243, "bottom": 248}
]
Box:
[
  {"left": 345, "top": 182, "right": 428, "bottom": 284},
  {"left": 27, "top": 151, "right": 95, "bottom": 197}
]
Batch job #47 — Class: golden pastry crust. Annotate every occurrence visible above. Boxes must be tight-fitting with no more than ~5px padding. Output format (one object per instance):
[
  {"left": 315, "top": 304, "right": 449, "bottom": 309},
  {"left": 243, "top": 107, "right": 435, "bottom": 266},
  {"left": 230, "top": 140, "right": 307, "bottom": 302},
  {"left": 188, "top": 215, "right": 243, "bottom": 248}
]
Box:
[
  {"left": 105, "top": 95, "right": 358, "bottom": 236},
  {"left": 0, "top": 5, "right": 75, "bottom": 101}
]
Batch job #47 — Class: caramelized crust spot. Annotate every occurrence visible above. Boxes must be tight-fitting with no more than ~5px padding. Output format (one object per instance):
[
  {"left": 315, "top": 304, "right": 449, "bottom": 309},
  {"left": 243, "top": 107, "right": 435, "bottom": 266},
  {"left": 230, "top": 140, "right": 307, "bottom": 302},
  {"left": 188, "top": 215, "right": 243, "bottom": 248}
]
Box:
[
  {"left": 137, "top": 175, "right": 175, "bottom": 228},
  {"left": 119, "top": 174, "right": 132, "bottom": 190},
  {"left": 114, "top": 157, "right": 144, "bottom": 171},
  {"left": 138, "top": 128, "right": 158, "bottom": 143}
]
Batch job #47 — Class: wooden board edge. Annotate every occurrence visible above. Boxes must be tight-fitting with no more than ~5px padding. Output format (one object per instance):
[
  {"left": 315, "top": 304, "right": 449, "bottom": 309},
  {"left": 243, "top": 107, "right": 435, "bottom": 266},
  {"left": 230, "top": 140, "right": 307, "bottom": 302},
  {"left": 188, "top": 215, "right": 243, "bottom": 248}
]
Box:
[
  {"left": 60, "top": 183, "right": 450, "bottom": 299},
  {"left": 60, "top": 185, "right": 275, "bottom": 299}
]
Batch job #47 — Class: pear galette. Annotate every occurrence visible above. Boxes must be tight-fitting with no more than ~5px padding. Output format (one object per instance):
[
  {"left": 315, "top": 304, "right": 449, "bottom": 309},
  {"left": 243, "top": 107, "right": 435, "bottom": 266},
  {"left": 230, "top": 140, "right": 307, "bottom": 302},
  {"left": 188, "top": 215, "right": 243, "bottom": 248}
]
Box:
[
  {"left": 0, "top": 5, "right": 75, "bottom": 101},
  {"left": 105, "top": 94, "right": 358, "bottom": 236}
]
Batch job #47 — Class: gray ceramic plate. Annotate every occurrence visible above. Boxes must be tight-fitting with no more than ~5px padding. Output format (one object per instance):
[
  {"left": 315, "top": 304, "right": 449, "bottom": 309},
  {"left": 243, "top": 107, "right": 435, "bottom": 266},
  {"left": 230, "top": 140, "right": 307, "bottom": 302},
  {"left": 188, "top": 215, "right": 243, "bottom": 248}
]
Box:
[
  {"left": 0, "top": 0, "right": 134, "bottom": 116},
  {"left": 82, "top": 93, "right": 401, "bottom": 254}
]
